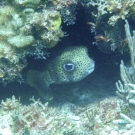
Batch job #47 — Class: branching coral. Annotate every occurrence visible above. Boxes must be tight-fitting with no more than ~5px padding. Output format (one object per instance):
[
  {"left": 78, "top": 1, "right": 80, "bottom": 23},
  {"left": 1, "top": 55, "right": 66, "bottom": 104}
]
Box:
[
  {"left": 116, "top": 20, "right": 135, "bottom": 103},
  {"left": 0, "top": 95, "right": 20, "bottom": 111},
  {"left": 0, "top": 96, "right": 96, "bottom": 134},
  {"left": 113, "top": 113, "right": 135, "bottom": 129},
  {"left": 114, "top": 20, "right": 135, "bottom": 132}
]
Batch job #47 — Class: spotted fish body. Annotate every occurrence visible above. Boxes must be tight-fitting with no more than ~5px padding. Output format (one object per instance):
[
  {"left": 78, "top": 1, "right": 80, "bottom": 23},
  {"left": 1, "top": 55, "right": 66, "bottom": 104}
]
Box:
[{"left": 27, "top": 46, "right": 95, "bottom": 101}]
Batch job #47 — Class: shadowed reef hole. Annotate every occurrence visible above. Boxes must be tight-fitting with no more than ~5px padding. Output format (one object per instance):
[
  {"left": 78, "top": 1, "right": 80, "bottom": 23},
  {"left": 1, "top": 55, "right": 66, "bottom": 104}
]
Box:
[{"left": 0, "top": 5, "right": 130, "bottom": 106}]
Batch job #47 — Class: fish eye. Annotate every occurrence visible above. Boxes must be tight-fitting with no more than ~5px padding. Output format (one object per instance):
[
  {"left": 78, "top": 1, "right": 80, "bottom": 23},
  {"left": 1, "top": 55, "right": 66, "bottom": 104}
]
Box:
[{"left": 63, "top": 62, "right": 75, "bottom": 71}]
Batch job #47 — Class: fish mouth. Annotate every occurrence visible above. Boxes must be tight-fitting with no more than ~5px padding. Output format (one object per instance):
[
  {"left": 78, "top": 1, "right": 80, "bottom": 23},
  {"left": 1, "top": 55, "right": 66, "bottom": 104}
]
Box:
[
  {"left": 87, "top": 60, "right": 95, "bottom": 74},
  {"left": 75, "top": 61, "right": 95, "bottom": 82}
]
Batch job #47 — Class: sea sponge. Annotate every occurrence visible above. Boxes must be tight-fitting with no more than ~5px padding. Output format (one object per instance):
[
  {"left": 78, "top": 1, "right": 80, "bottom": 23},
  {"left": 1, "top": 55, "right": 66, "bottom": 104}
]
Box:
[
  {"left": 0, "top": 25, "right": 15, "bottom": 40},
  {"left": 10, "top": 14, "right": 24, "bottom": 30},
  {"left": 0, "top": 41, "right": 20, "bottom": 64},
  {"left": 47, "top": 11, "right": 62, "bottom": 31},
  {"left": 0, "top": 5, "right": 15, "bottom": 25},
  {"left": 45, "top": 39, "right": 59, "bottom": 49},
  {"left": 11, "top": 0, "right": 42, "bottom": 9},
  {"left": 7, "top": 35, "right": 34, "bottom": 48},
  {"left": 41, "top": 28, "right": 64, "bottom": 48},
  {"left": 0, "top": 42, "right": 13, "bottom": 59},
  {"left": 0, "top": 0, "right": 65, "bottom": 83}
]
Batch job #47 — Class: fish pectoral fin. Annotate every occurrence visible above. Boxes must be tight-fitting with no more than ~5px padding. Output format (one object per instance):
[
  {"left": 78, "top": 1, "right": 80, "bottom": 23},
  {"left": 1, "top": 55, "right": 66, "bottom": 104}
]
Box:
[
  {"left": 27, "top": 70, "right": 53, "bottom": 101},
  {"left": 27, "top": 70, "right": 44, "bottom": 89},
  {"left": 37, "top": 86, "right": 53, "bottom": 101}
]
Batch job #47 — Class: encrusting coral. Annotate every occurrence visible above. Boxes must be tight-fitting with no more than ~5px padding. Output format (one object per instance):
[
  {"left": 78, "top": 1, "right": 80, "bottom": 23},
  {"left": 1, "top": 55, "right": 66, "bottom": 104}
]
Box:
[{"left": 0, "top": 0, "right": 79, "bottom": 84}]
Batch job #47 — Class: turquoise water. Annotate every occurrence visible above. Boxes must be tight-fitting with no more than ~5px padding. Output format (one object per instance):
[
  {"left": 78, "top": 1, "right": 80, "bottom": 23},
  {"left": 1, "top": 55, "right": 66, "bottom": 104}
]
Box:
[{"left": 0, "top": 0, "right": 134, "bottom": 134}]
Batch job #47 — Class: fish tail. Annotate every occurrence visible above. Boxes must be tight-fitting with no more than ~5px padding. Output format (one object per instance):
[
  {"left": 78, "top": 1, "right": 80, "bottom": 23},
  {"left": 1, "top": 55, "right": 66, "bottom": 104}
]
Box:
[
  {"left": 27, "top": 70, "right": 53, "bottom": 101},
  {"left": 27, "top": 70, "right": 44, "bottom": 90}
]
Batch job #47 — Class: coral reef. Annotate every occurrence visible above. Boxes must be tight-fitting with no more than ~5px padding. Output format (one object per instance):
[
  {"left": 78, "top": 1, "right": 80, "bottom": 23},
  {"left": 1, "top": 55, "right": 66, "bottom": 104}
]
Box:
[
  {"left": 0, "top": 96, "right": 129, "bottom": 135},
  {"left": 0, "top": 0, "right": 79, "bottom": 83},
  {"left": 2, "top": 2, "right": 135, "bottom": 134},
  {"left": 0, "top": 96, "right": 93, "bottom": 135},
  {"left": 85, "top": 0, "right": 135, "bottom": 24},
  {"left": 82, "top": 0, "right": 135, "bottom": 53}
]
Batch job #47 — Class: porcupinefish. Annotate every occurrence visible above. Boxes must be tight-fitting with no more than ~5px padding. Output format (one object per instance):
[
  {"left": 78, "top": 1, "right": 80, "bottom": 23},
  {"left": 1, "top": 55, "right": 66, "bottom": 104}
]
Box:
[{"left": 27, "top": 46, "right": 95, "bottom": 101}]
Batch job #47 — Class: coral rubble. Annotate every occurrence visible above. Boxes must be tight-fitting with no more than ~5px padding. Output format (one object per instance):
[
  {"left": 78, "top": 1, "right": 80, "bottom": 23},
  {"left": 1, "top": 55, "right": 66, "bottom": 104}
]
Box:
[{"left": 0, "top": 96, "right": 129, "bottom": 135}]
